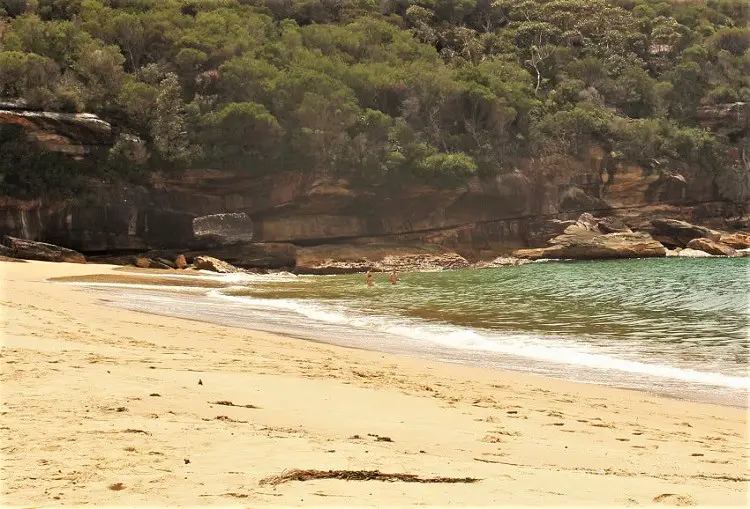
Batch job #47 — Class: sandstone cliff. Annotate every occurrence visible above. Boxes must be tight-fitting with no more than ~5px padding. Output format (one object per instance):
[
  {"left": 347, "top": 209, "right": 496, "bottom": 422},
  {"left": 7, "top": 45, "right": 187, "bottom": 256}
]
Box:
[{"left": 1, "top": 107, "right": 747, "bottom": 269}]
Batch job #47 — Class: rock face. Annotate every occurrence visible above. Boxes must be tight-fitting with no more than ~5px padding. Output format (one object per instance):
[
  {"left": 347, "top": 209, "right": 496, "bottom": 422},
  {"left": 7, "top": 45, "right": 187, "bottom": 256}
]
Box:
[
  {"left": 0, "top": 109, "right": 113, "bottom": 155},
  {"left": 0, "top": 108, "right": 747, "bottom": 263},
  {"left": 192, "top": 243, "right": 296, "bottom": 269},
  {"left": 193, "top": 256, "right": 238, "bottom": 273},
  {"left": 524, "top": 219, "right": 577, "bottom": 246},
  {"left": 697, "top": 102, "right": 749, "bottom": 138},
  {"left": 596, "top": 216, "right": 632, "bottom": 234},
  {"left": 1, "top": 235, "right": 86, "bottom": 263},
  {"left": 649, "top": 219, "right": 720, "bottom": 248},
  {"left": 719, "top": 233, "right": 750, "bottom": 250},
  {"left": 686, "top": 238, "right": 738, "bottom": 257},
  {"left": 192, "top": 213, "right": 254, "bottom": 244},
  {"left": 0, "top": 165, "right": 742, "bottom": 261}
]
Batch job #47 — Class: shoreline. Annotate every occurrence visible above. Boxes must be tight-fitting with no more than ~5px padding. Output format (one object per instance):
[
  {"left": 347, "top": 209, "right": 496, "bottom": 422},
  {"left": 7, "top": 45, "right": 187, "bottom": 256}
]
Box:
[
  {"left": 1, "top": 261, "right": 748, "bottom": 506},
  {"left": 103, "top": 289, "right": 749, "bottom": 409},
  {"left": 61, "top": 260, "right": 749, "bottom": 409}
]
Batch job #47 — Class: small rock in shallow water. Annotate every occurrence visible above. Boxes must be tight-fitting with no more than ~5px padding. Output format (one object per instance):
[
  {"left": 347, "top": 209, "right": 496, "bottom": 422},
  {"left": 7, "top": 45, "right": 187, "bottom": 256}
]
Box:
[
  {"left": 194, "top": 255, "right": 239, "bottom": 273},
  {"left": 686, "top": 238, "right": 737, "bottom": 257},
  {"left": 135, "top": 257, "right": 151, "bottom": 268},
  {"left": 174, "top": 254, "right": 188, "bottom": 269}
]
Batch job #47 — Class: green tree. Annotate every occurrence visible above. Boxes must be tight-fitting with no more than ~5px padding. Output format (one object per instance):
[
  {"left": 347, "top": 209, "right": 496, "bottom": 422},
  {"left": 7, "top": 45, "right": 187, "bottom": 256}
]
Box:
[
  {"left": 73, "top": 41, "right": 125, "bottom": 108},
  {"left": 0, "top": 0, "right": 743, "bottom": 199},
  {"left": 151, "top": 73, "right": 192, "bottom": 165},
  {"left": 668, "top": 61, "right": 707, "bottom": 123},
  {"left": 0, "top": 50, "right": 59, "bottom": 106},
  {"left": 0, "top": 0, "right": 27, "bottom": 18},
  {"left": 116, "top": 78, "right": 157, "bottom": 131},
  {"left": 202, "top": 101, "right": 283, "bottom": 170},
  {"left": 218, "top": 55, "right": 279, "bottom": 104},
  {"left": 419, "top": 152, "right": 478, "bottom": 186},
  {"left": 532, "top": 103, "right": 615, "bottom": 157}
]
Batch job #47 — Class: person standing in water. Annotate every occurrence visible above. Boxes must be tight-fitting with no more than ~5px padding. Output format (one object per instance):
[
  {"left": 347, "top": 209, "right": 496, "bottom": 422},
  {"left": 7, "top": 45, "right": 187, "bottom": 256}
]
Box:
[
  {"left": 365, "top": 271, "right": 374, "bottom": 287},
  {"left": 388, "top": 271, "right": 400, "bottom": 284}
]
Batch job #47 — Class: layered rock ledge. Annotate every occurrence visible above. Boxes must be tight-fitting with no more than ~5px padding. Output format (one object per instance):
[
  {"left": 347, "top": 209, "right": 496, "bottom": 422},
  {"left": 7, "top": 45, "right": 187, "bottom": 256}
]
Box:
[{"left": 513, "top": 214, "right": 666, "bottom": 260}]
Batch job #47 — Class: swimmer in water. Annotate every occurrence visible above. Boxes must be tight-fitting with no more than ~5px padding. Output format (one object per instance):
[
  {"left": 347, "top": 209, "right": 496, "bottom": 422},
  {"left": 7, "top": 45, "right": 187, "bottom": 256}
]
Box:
[
  {"left": 365, "top": 271, "right": 374, "bottom": 286},
  {"left": 388, "top": 271, "right": 400, "bottom": 284}
]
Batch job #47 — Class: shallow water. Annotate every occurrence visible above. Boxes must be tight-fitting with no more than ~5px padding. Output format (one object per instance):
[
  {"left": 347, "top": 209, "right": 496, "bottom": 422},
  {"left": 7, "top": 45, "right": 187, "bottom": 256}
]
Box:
[{"left": 75, "top": 257, "right": 750, "bottom": 406}]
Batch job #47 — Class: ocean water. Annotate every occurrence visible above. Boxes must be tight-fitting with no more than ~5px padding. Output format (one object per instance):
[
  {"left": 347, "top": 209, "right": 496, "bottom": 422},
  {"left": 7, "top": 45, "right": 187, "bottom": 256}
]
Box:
[{"left": 73, "top": 257, "right": 750, "bottom": 406}]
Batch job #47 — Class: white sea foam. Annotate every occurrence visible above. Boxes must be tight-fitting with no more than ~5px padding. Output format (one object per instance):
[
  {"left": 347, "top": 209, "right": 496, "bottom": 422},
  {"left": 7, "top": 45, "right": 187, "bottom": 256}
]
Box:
[
  {"left": 63, "top": 273, "right": 750, "bottom": 394},
  {"left": 66, "top": 256, "right": 749, "bottom": 407},
  {"left": 212, "top": 292, "right": 750, "bottom": 391},
  {"left": 75, "top": 269, "right": 298, "bottom": 284}
]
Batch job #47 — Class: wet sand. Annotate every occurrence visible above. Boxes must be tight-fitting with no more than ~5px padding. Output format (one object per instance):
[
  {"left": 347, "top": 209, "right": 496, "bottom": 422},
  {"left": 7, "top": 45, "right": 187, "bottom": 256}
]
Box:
[{"left": 0, "top": 261, "right": 747, "bottom": 506}]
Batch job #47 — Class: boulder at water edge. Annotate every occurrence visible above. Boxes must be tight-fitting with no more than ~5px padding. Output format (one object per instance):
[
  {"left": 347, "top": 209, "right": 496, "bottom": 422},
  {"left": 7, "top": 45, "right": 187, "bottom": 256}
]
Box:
[
  {"left": 0, "top": 236, "right": 86, "bottom": 263},
  {"left": 686, "top": 238, "right": 738, "bottom": 257},
  {"left": 134, "top": 257, "right": 175, "bottom": 269},
  {"left": 174, "top": 254, "right": 188, "bottom": 269},
  {"left": 650, "top": 218, "right": 720, "bottom": 248},
  {"left": 194, "top": 255, "right": 239, "bottom": 273},
  {"left": 719, "top": 232, "right": 750, "bottom": 250},
  {"left": 473, "top": 256, "right": 532, "bottom": 268},
  {"left": 150, "top": 258, "right": 175, "bottom": 269},
  {"left": 677, "top": 248, "right": 715, "bottom": 258},
  {"left": 135, "top": 257, "right": 151, "bottom": 268},
  {"left": 512, "top": 248, "right": 549, "bottom": 260},
  {"left": 513, "top": 230, "right": 666, "bottom": 260},
  {"left": 596, "top": 216, "right": 632, "bottom": 234}
]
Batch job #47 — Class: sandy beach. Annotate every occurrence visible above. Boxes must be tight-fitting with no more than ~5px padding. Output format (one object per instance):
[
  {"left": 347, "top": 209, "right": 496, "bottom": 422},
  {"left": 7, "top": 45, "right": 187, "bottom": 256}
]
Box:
[{"left": 0, "top": 260, "right": 747, "bottom": 507}]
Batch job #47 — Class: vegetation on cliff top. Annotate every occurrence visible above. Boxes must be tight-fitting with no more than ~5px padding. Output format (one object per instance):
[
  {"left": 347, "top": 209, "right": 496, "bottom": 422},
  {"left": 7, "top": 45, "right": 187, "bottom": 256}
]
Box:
[{"left": 0, "top": 0, "right": 747, "bottom": 197}]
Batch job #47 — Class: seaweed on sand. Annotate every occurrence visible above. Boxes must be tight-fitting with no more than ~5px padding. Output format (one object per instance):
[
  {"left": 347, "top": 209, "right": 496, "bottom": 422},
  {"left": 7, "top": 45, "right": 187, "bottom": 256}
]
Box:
[{"left": 260, "top": 469, "right": 480, "bottom": 486}]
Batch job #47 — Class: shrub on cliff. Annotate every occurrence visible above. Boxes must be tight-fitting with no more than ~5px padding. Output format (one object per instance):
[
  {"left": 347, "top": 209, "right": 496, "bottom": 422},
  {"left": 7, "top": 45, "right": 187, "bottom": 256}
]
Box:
[{"left": 0, "top": 124, "right": 89, "bottom": 198}]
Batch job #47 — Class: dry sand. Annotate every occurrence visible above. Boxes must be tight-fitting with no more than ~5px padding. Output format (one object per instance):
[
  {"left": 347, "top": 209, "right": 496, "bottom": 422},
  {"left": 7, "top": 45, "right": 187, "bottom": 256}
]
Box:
[{"left": 0, "top": 260, "right": 747, "bottom": 507}]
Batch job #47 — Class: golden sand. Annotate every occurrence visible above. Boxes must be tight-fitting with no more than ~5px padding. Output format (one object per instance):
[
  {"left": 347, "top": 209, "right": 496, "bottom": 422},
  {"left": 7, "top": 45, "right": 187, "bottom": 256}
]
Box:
[{"left": 0, "top": 261, "right": 747, "bottom": 506}]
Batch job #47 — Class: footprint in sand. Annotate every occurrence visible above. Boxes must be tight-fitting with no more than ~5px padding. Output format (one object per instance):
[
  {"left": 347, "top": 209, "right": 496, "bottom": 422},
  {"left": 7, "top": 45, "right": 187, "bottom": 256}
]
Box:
[
  {"left": 652, "top": 493, "right": 696, "bottom": 506},
  {"left": 590, "top": 422, "right": 616, "bottom": 429}
]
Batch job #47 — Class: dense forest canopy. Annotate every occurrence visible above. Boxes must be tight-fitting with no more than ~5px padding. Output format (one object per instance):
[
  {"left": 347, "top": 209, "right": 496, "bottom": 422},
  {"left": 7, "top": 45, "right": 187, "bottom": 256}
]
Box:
[{"left": 0, "top": 0, "right": 747, "bottom": 197}]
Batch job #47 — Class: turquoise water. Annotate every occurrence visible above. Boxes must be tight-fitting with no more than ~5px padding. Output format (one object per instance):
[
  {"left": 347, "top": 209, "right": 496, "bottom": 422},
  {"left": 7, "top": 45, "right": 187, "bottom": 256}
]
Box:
[
  {"left": 93, "top": 257, "right": 749, "bottom": 406},
  {"left": 237, "top": 258, "right": 749, "bottom": 356}
]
